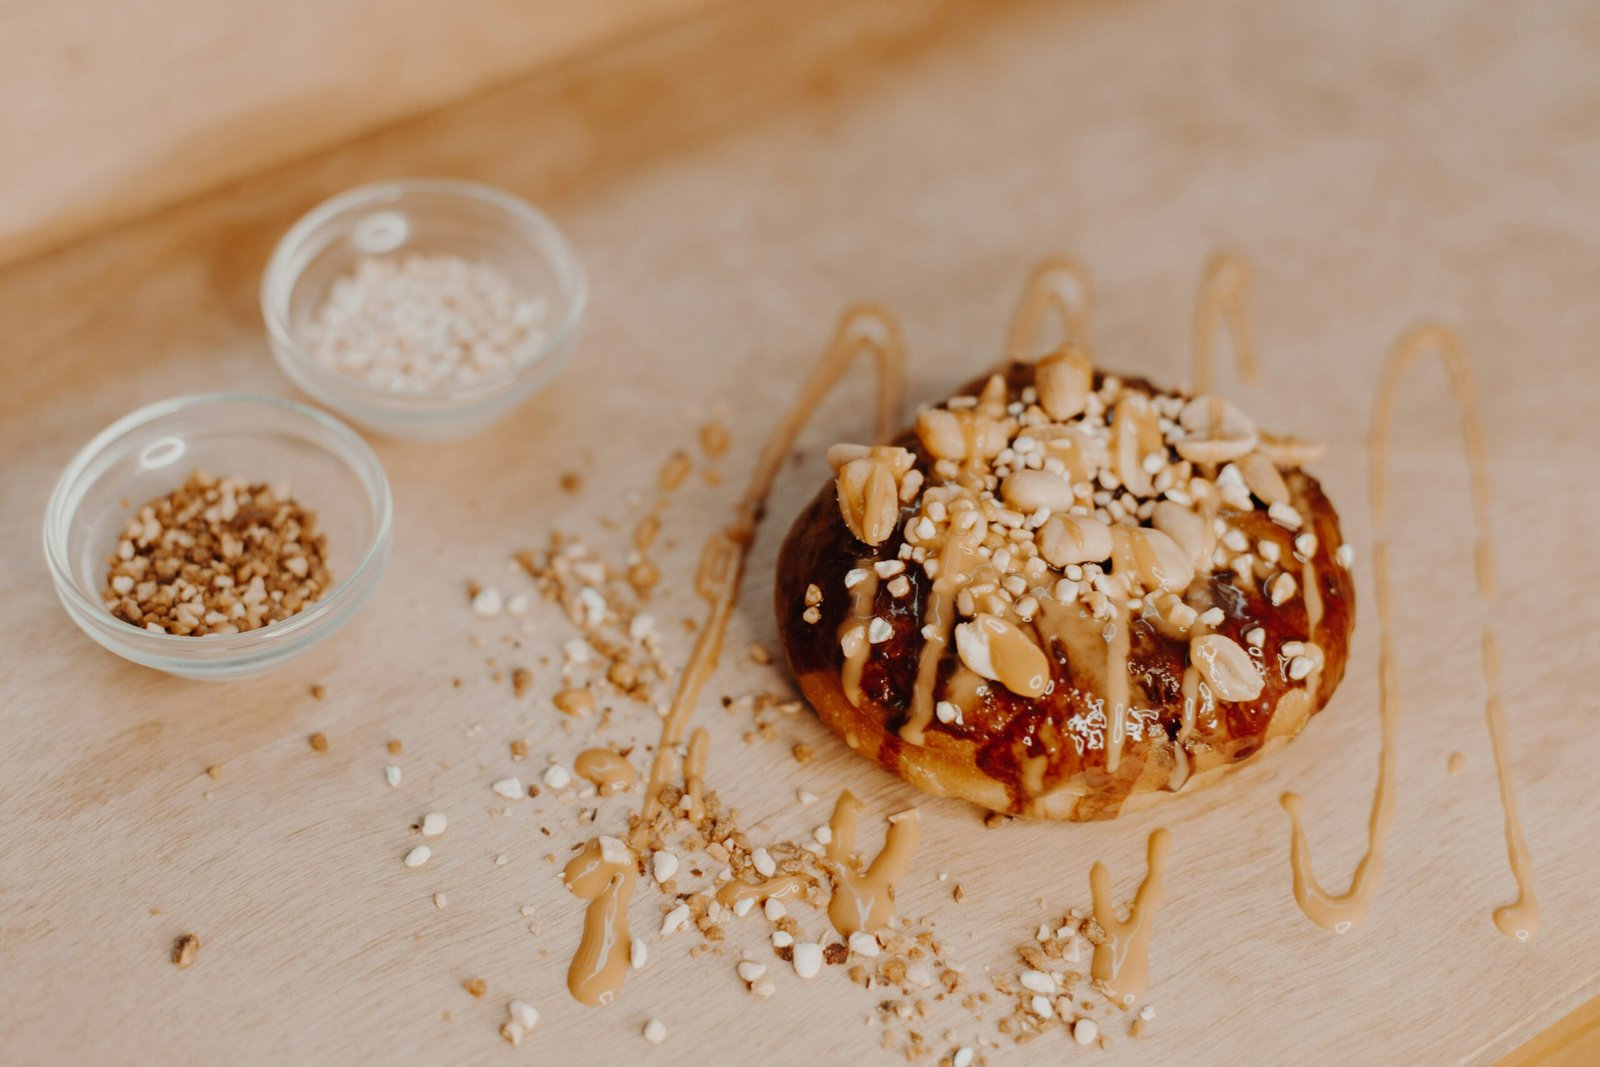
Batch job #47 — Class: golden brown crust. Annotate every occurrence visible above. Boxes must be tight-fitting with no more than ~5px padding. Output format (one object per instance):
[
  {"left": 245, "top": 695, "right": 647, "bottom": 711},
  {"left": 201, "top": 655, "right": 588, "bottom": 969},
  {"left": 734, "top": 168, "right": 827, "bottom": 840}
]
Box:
[{"left": 775, "top": 361, "right": 1355, "bottom": 821}]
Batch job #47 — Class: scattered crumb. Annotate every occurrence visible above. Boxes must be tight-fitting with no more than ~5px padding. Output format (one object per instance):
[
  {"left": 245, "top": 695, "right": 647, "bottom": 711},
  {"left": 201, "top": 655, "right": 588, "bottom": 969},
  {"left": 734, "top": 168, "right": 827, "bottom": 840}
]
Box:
[
  {"left": 464, "top": 977, "right": 487, "bottom": 998},
  {"left": 512, "top": 667, "right": 534, "bottom": 697},
  {"left": 387, "top": 738, "right": 403, "bottom": 755},
  {"left": 310, "top": 684, "right": 326, "bottom": 701},
  {"left": 204, "top": 764, "right": 221, "bottom": 780},
  {"left": 308, "top": 732, "right": 328, "bottom": 753},
  {"left": 170, "top": 933, "right": 199, "bottom": 969}
]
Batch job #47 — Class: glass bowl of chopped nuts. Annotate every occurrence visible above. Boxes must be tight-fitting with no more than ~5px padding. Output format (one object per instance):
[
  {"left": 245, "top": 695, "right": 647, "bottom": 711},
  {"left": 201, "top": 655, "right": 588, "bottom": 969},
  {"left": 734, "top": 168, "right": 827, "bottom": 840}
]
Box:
[
  {"left": 43, "top": 394, "right": 393, "bottom": 680},
  {"left": 262, "top": 178, "right": 587, "bottom": 439}
]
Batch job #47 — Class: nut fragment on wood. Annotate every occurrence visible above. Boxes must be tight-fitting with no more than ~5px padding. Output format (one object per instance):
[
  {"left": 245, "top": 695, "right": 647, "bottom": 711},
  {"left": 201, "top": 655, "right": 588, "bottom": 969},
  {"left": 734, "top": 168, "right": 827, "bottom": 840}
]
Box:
[
  {"left": 307, "top": 732, "right": 328, "bottom": 753},
  {"left": 171, "top": 933, "right": 199, "bottom": 969}
]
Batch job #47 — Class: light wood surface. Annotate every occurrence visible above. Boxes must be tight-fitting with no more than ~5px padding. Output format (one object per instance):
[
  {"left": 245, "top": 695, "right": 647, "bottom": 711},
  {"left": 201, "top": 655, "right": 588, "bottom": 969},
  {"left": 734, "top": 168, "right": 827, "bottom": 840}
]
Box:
[
  {"left": 0, "top": 0, "right": 725, "bottom": 268},
  {"left": 3, "top": 1, "right": 1599, "bottom": 1064}
]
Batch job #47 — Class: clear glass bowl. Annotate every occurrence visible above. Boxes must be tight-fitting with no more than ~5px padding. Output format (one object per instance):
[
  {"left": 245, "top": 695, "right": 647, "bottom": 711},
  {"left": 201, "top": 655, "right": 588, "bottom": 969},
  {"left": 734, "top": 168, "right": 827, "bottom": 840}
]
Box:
[
  {"left": 261, "top": 178, "right": 587, "bottom": 439},
  {"left": 43, "top": 394, "right": 393, "bottom": 680}
]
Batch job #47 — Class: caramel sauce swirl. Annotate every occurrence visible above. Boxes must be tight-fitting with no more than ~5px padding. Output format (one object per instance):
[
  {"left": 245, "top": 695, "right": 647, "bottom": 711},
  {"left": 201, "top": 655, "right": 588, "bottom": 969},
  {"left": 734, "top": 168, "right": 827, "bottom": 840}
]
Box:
[
  {"left": 825, "top": 791, "right": 922, "bottom": 936},
  {"left": 1282, "top": 325, "right": 1538, "bottom": 941}
]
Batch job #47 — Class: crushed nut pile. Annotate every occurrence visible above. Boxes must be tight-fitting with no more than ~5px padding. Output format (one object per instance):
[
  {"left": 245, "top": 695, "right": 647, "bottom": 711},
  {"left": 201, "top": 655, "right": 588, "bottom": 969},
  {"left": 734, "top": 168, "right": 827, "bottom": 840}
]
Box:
[
  {"left": 103, "top": 470, "right": 331, "bottom": 635},
  {"left": 305, "top": 253, "right": 549, "bottom": 392}
]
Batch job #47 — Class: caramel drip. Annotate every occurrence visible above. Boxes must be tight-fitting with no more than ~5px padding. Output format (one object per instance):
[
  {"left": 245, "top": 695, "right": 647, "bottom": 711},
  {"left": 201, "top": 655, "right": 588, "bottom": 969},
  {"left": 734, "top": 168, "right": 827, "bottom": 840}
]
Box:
[
  {"left": 575, "top": 748, "right": 637, "bottom": 797},
  {"left": 570, "top": 305, "right": 907, "bottom": 1007},
  {"left": 1004, "top": 256, "right": 1093, "bottom": 360},
  {"left": 902, "top": 529, "right": 983, "bottom": 743},
  {"left": 563, "top": 839, "right": 637, "bottom": 1006},
  {"left": 1282, "top": 325, "right": 1538, "bottom": 941},
  {"left": 1103, "top": 606, "right": 1133, "bottom": 774},
  {"left": 682, "top": 727, "right": 708, "bottom": 822},
  {"left": 824, "top": 791, "right": 922, "bottom": 936},
  {"left": 838, "top": 565, "right": 881, "bottom": 707},
  {"left": 1190, "top": 252, "right": 1259, "bottom": 395},
  {"left": 1089, "top": 828, "right": 1172, "bottom": 1007},
  {"left": 714, "top": 874, "right": 810, "bottom": 909},
  {"left": 1301, "top": 556, "right": 1323, "bottom": 632}
]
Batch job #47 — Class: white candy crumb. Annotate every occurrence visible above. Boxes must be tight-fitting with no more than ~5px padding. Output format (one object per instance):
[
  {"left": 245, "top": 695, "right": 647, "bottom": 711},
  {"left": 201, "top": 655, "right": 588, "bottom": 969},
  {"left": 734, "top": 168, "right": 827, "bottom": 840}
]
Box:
[
  {"left": 643, "top": 1019, "right": 667, "bottom": 1044},
  {"left": 492, "top": 777, "right": 523, "bottom": 799},
  {"left": 471, "top": 587, "right": 503, "bottom": 617},
  {"left": 403, "top": 845, "right": 431, "bottom": 868},
  {"left": 1073, "top": 1018, "right": 1098, "bottom": 1046},
  {"left": 384, "top": 765, "right": 401, "bottom": 788},
  {"left": 543, "top": 765, "right": 572, "bottom": 790},
  {"left": 661, "top": 904, "right": 691, "bottom": 937},
  {"left": 509, "top": 1001, "right": 539, "bottom": 1030},
  {"left": 792, "top": 942, "right": 823, "bottom": 979},
  {"left": 848, "top": 931, "right": 880, "bottom": 957},
  {"left": 652, "top": 851, "right": 679, "bottom": 883}
]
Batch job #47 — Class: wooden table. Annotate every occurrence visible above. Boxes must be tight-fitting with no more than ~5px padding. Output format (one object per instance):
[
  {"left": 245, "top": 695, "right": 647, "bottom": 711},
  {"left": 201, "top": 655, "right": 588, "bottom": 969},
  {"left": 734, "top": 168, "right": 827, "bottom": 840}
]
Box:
[{"left": 3, "top": 1, "right": 1598, "bottom": 1063}]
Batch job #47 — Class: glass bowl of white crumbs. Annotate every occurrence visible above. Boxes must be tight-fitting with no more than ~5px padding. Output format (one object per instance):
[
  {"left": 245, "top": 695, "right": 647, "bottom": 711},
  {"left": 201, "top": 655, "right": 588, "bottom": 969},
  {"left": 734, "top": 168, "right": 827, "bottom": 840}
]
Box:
[{"left": 262, "top": 179, "right": 587, "bottom": 439}]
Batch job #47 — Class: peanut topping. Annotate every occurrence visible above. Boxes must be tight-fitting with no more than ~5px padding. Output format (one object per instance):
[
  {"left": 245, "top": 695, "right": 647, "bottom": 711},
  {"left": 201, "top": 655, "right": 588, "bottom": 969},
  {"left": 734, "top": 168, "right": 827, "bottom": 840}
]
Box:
[
  {"left": 1034, "top": 347, "right": 1093, "bottom": 420},
  {"left": 1037, "top": 514, "right": 1113, "bottom": 568},
  {"left": 954, "top": 614, "right": 1050, "bottom": 698},
  {"left": 1238, "top": 451, "right": 1290, "bottom": 506},
  {"left": 831, "top": 444, "right": 914, "bottom": 546},
  {"left": 1000, "top": 469, "right": 1074, "bottom": 513},
  {"left": 1110, "top": 526, "right": 1193, "bottom": 593},
  {"left": 1110, "top": 393, "right": 1163, "bottom": 497},
  {"left": 1189, "top": 634, "right": 1264, "bottom": 702},
  {"left": 1174, "top": 396, "right": 1257, "bottom": 464}
]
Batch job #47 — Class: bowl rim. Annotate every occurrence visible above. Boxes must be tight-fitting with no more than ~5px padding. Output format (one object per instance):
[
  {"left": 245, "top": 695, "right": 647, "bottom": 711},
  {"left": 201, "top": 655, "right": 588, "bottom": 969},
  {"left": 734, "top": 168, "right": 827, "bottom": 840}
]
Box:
[
  {"left": 42, "top": 391, "right": 394, "bottom": 656},
  {"left": 260, "top": 177, "right": 589, "bottom": 413}
]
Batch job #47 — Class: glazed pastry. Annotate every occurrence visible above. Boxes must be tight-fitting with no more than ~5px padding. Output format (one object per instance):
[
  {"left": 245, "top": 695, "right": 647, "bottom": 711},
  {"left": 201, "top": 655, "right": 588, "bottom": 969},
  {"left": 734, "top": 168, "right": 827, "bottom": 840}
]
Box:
[{"left": 776, "top": 351, "right": 1354, "bottom": 820}]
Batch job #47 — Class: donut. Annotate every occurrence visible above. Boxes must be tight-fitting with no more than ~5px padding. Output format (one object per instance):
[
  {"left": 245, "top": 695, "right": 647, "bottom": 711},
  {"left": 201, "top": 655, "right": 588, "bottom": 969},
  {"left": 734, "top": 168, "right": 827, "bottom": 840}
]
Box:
[{"left": 775, "top": 351, "right": 1355, "bottom": 820}]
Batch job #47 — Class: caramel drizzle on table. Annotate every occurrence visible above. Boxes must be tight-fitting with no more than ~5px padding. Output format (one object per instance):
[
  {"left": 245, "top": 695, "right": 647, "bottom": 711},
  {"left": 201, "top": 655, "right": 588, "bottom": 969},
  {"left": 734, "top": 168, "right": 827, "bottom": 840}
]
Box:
[
  {"left": 714, "top": 873, "right": 811, "bottom": 909},
  {"left": 1004, "top": 256, "right": 1093, "bottom": 358},
  {"left": 574, "top": 748, "right": 637, "bottom": 797},
  {"left": 564, "top": 306, "right": 906, "bottom": 1006},
  {"left": 824, "top": 791, "right": 922, "bottom": 936},
  {"left": 562, "top": 838, "right": 637, "bottom": 1006},
  {"left": 1089, "top": 828, "right": 1171, "bottom": 1007},
  {"left": 1190, "top": 252, "right": 1259, "bottom": 395},
  {"left": 1281, "top": 325, "right": 1539, "bottom": 941}
]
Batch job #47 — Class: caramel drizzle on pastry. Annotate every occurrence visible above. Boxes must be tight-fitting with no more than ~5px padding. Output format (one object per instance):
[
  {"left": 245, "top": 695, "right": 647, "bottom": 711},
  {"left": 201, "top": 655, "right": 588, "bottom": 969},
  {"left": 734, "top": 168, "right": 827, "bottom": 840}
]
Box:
[
  {"left": 825, "top": 791, "right": 922, "bottom": 936},
  {"left": 1282, "top": 325, "right": 1539, "bottom": 941},
  {"left": 574, "top": 748, "right": 637, "bottom": 797},
  {"left": 1089, "top": 828, "right": 1171, "bottom": 1006},
  {"left": 838, "top": 563, "right": 880, "bottom": 707},
  {"left": 565, "top": 306, "right": 906, "bottom": 1007},
  {"left": 902, "top": 527, "right": 983, "bottom": 743}
]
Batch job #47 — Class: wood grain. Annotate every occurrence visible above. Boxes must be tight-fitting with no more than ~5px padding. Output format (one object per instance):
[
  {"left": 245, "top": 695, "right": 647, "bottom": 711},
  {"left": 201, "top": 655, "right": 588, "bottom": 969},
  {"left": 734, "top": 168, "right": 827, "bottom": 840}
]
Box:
[
  {"left": 2, "top": 1, "right": 1598, "bottom": 1064},
  {"left": 0, "top": 0, "right": 726, "bottom": 268}
]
